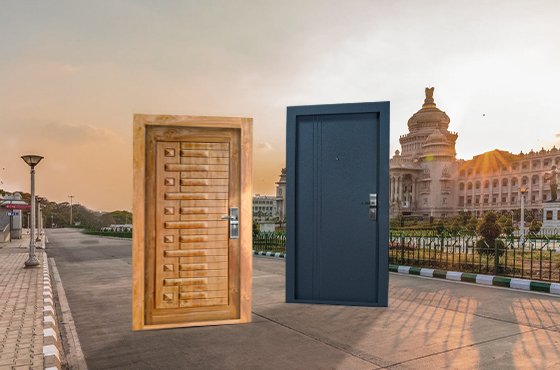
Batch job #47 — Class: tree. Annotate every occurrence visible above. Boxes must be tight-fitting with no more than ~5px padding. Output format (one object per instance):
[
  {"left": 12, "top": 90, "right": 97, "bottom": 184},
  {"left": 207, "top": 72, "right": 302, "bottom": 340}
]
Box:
[
  {"left": 502, "top": 217, "right": 514, "bottom": 236},
  {"left": 466, "top": 216, "right": 479, "bottom": 234},
  {"left": 476, "top": 211, "right": 506, "bottom": 256},
  {"left": 448, "top": 216, "right": 462, "bottom": 236},
  {"left": 528, "top": 219, "right": 542, "bottom": 235}
]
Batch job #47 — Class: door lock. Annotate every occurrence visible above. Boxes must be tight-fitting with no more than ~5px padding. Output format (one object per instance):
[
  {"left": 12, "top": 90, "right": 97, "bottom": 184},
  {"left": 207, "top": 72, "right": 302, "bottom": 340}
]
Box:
[
  {"left": 368, "top": 193, "right": 377, "bottom": 221},
  {"left": 222, "top": 207, "right": 239, "bottom": 239}
]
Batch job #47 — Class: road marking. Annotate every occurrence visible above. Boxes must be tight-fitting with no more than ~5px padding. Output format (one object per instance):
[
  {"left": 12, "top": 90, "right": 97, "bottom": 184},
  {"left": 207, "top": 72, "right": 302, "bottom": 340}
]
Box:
[{"left": 50, "top": 258, "right": 88, "bottom": 370}]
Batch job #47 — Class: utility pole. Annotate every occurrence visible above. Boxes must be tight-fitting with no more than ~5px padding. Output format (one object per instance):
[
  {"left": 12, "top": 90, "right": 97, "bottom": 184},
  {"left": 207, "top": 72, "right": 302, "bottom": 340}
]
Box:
[{"left": 69, "top": 195, "right": 74, "bottom": 226}]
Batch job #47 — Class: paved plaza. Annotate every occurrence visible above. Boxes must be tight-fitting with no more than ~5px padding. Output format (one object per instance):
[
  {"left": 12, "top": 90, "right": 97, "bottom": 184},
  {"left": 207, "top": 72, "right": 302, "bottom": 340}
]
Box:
[
  {"left": 45, "top": 228, "right": 560, "bottom": 369},
  {"left": 0, "top": 236, "right": 44, "bottom": 369}
]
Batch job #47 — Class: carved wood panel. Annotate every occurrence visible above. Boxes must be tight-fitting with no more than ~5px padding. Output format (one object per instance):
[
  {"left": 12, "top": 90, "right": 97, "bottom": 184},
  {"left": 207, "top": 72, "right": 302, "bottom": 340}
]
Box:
[{"left": 133, "top": 116, "right": 252, "bottom": 330}]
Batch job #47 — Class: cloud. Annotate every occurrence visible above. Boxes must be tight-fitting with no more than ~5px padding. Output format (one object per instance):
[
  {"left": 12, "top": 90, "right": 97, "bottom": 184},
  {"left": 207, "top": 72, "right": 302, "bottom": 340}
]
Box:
[
  {"left": 256, "top": 142, "right": 273, "bottom": 151},
  {"left": 37, "top": 122, "right": 119, "bottom": 143}
]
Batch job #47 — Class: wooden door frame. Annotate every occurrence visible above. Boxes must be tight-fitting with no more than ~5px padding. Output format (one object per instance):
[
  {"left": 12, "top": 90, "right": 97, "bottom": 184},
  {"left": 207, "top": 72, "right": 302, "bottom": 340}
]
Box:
[
  {"left": 132, "top": 114, "right": 252, "bottom": 330},
  {"left": 285, "top": 102, "right": 390, "bottom": 306}
]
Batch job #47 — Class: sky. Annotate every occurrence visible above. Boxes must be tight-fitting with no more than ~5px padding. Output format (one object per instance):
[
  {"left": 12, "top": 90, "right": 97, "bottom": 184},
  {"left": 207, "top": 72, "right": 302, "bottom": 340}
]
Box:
[{"left": 1, "top": 0, "right": 559, "bottom": 211}]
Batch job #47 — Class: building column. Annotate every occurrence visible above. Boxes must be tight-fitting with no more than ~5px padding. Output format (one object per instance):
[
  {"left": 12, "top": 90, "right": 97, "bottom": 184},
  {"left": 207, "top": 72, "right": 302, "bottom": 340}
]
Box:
[
  {"left": 539, "top": 174, "right": 544, "bottom": 202},
  {"left": 508, "top": 177, "right": 512, "bottom": 210},
  {"left": 498, "top": 179, "right": 502, "bottom": 206},
  {"left": 411, "top": 178, "right": 416, "bottom": 208},
  {"left": 398, "top": 176, "right": 403, "bottom": 203},
  {"left": 391, "top": 176, "right": 395, "bottom": 202},
  {"left": 395, "top": 175, "right": 399, "bottom": 203}
]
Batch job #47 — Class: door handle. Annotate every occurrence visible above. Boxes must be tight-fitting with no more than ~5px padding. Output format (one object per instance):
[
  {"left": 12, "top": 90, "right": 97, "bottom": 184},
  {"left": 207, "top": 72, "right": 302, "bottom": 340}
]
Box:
[
  {"left": 223, "top": 208, "right": 239, "bottom": 239},
  {"left": 367, "top": 193, "right": 377, "bottom": 221}
]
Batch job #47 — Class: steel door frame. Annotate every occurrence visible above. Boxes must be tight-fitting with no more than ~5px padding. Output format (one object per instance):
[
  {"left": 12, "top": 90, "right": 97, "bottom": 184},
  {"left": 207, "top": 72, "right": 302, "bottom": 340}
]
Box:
[{"left": 286, "top": 102, "right": 390, "bottom": 306}]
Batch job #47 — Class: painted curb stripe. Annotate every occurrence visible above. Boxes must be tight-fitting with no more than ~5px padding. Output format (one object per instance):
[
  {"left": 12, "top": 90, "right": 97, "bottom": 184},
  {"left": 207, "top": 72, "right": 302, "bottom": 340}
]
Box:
[
  {"left": 390, "top": 263, "right": 560, "bottom": 296},
  {"left": 461, "top": 273, "right": 477, "bottom": 283},
  {"left": 420, "top": 268, "right": 434, "bottom": 278},
  {"left": 530, "top": 281, "right": 551, "bottom": 293},
  {"left": 446, "top": 271, "right": 462, "bottom": 281},
  {"left": 476, "top": 274, "right": 494, "bottom": 285},
  {"left": 433, "top": 269, "right": 447, "bottom": 279},
  {"left": 492, "top": 276, "right": 511, "bottom": 287},
  {"left": 397, "top": 266, "right": 410, "bottom": 274},
  {"left": 409, "top": 267, "right": 422, "bottom": 275},
  {"left": 550, "top": 283, "right": 560, "bottom": 295},
  {"left": 510, "top": 278, "right": 531, "bottom": 291},
  {"left": 253, "top": 250, "right": 285, "bottom": 258}
]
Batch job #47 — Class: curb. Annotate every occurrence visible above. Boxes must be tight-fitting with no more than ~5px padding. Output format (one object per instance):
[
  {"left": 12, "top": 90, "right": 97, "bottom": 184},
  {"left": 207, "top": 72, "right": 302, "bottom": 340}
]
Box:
[
  {"left": 389, "top": 264, "right": 560, "bottom": 296},
  {"left": 253, "top": 250, "right": 286, "bottom": 258},
  {"left": 42, "top": 253, "right": 62, "bottom": 370}
]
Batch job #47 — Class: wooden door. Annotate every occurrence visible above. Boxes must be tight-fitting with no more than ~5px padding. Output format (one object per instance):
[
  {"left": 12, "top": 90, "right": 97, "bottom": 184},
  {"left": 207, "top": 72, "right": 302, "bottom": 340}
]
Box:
[{"left": 133, "top": 115, "right": 252, "bottom": 330}]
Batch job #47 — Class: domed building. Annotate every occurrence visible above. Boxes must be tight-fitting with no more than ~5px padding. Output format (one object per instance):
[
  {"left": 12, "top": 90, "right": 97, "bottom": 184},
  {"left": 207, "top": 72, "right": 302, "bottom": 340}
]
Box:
[
  {"left": 390, "top": 87, "right": 459, "bottom": 218},
  {"left": 390, "top": 87, "right": 560, "bottom": 219}
]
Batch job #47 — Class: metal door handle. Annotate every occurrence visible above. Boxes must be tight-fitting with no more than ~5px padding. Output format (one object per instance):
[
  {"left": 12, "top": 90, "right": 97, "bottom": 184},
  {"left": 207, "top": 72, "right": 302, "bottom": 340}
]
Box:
[
  {"left": 224, "top": 208, "right": 239, "bottom": 239},
  {"left": 367, "top": 193, "right": 377, "bottom": 221}
]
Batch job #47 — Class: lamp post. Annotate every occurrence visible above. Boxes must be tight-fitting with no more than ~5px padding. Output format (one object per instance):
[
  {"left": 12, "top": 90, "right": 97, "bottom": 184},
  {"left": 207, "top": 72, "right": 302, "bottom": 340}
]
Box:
[
  {"left": 68, "top": 195, "right": 74, "bottom": 226},
  {"left": 21, "top": 155, "right": 43, "bottom": 267},
  {"left": 520, "top": 185, "right": 528, "bottom": 245},
  {"left": 36, "top": 200, "right": 42, "bottom": 243}
]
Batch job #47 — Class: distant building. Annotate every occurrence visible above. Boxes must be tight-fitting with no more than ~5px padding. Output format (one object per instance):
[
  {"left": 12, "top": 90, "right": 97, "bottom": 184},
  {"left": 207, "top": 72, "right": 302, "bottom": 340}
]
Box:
[
  {"left": 0, "top": 193, "right": 27, "bottom": 241},
  {"left": 390, "top": 88, "right": 560, "bottom": 218},
  {"left": 252, "top": 195, "right": 277, "bottom": 222},
  {"left": 275, "top": 168, "right": 286, "bottom": 220}
]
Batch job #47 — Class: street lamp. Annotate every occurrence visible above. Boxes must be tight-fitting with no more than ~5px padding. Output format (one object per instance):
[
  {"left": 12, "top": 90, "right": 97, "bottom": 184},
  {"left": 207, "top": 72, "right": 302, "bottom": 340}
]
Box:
[
  {"left": 21, "top": 154, "right": 43, "bottom": 267},
  {"left": 520, "top": 185, "right": 528, "bottom": 245},
  {"left": 68, "top": 195, "right": 74, "bottom": 226}
]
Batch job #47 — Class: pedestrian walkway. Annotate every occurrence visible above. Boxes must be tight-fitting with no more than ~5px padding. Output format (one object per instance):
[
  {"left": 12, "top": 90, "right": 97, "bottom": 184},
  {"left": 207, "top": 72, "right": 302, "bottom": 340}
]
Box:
[{"left": 0, "top": 236, "right": 44, "bottom": 369}]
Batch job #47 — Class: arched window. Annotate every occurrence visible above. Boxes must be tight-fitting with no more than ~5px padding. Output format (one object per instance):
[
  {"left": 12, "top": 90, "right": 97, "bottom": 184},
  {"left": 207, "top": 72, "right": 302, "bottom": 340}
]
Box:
[
  {"left": 467, "top": 182, "right": 473, "bottom": 190},
  {"left": 502, "top": 178, "right": 509, "bottom": 187},
  {"left": 459, "top": 182, "right": 465, "bottom": 191},
  {"left": 475, "top": 181, "right": 481, "bottom": 190},
  {"left": 492, "top": 179, "right": 499, "bottom": 188},
  {"left": 484, "top": 180, "right": 490, "bottom": 189}
]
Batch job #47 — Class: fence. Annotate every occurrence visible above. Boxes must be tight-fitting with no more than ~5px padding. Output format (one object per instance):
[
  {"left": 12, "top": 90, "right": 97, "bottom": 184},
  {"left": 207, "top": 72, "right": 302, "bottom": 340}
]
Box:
[
  {"left": 389, "top": 231, "right": 560, "bottom": 282},
  {"left": 253, "top": 232, "right": 286, "bottom": 254},
  {"left": 252, "top": 231, "right": 560, "bottom": 283}
]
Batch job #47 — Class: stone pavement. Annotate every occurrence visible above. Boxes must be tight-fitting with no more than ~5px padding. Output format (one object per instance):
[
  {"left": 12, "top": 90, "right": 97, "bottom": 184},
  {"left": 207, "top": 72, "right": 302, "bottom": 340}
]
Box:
[{"left": 0, "top": 235, "right": 45, "bottom": 370}]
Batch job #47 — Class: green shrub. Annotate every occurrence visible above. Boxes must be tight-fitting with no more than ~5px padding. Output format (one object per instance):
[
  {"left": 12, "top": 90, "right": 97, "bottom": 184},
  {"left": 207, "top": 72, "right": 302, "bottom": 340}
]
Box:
[
  {"left": 476, "top": 238, "right": 506, "bottom": 256},
  {"left": 529, "top": 219, "right": 542, "bottom": 235}
]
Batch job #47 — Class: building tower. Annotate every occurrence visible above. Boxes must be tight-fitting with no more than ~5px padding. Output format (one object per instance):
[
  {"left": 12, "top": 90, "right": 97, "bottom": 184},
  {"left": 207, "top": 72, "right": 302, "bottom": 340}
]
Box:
[{"left": 390, "top": 87, "right": 458, "bottom": 218}]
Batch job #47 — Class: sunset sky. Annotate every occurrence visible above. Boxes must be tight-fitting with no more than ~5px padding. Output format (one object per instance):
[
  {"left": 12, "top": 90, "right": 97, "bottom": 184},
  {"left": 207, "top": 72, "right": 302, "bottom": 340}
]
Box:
[{"left": 1, "top": 1, "right": 559, "bottom": 211}]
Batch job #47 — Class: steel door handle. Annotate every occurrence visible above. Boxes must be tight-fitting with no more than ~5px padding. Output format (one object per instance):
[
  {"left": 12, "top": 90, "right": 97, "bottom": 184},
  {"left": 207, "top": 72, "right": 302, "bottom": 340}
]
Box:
[
  {"left": 224, "top": 208, "right": 239, "bottom": 239},
  {"left": 367, "top": 193, "right": 377, "bottom": 221}
]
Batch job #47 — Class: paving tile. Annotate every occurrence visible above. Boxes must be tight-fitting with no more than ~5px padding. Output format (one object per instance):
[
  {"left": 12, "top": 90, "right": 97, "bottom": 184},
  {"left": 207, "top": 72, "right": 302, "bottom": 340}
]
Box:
[{"left": 0, "top": 239, "right": 44, "bottom": 369}]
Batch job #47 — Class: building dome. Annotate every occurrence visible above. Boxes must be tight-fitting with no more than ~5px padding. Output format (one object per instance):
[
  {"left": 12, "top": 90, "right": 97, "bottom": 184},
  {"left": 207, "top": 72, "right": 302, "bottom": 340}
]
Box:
[
  {"left": 424, "top": 130, "right": 447, "bottom": 146},
  {"left": 407, "top": 87, "right": 450, "bottom": 132}
]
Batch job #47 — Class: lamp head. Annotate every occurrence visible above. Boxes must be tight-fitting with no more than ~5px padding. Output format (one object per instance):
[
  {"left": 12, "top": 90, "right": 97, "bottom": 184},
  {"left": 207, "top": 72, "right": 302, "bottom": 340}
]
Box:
[
  {"left": 520, "top": 185, "right": 528, "bottom": 194},
  {"left": 21, "top": 155, "right": 44, "bottom": 168}
]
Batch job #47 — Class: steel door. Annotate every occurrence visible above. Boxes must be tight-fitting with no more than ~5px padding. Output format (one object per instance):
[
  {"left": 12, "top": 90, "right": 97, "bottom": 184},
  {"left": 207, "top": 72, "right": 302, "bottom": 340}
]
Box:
[
  {"left": 286, "top": 102, "right": 389, "bottom": 306},
  {"left": 133, "top": 115, "right": 252, "bottom": 330}
]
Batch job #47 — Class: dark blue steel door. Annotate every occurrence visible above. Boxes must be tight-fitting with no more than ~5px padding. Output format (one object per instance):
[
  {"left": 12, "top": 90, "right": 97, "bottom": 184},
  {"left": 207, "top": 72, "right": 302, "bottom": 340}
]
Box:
[{"left": 286, "top": 102, "right": 389, "bottom": 306}]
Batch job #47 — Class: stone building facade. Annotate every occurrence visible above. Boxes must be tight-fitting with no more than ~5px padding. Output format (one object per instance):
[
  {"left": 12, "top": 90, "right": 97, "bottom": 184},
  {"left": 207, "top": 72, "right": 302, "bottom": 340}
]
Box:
[
  {"left": 252, "top": 194, "right": 277, "bottom": 222},
  {"left": 390, "top": 88, "right": 560, "bottom": 219}
]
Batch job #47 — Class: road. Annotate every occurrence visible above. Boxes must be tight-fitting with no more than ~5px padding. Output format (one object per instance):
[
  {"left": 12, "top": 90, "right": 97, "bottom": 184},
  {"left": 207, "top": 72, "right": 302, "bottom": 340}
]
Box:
[{"left": 47, "top": 228, "right": 560, "bottom": 369}]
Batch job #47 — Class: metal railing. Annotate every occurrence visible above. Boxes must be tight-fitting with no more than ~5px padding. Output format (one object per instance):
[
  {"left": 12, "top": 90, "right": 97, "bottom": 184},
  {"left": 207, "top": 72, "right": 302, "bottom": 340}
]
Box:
[
  {"left": 252, "top": 230, "right": 560, "bottom": 282},
  {"left": 253, "top": 232, "right": 286, "bottom": 254}
]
